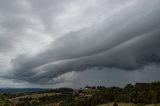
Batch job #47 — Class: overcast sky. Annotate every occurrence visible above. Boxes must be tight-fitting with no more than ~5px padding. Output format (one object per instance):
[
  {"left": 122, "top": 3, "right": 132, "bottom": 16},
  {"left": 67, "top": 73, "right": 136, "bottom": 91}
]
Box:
[{"left": 0, "top": 0, "right": 160, "bottom": 88}]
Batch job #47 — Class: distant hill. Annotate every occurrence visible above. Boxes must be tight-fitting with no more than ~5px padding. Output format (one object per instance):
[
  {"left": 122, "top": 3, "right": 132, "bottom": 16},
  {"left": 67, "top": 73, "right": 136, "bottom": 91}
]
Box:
[{"left": 0, "top": 88, "right": 50, "bottom": 93}]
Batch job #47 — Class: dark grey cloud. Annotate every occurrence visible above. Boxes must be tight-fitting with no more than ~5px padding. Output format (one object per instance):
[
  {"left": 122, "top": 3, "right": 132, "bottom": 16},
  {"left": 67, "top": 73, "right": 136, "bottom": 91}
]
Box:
[
  {"left": 51, "top": 65, "right": 160, "bottom": 88},
  {"left": 8, "top": 0, "right": 160, "bottom": 84},
  {"left": 13, "top": 29, "right": 160, "bottom": 83},
  {"left": 0, "top": 0, "right": 160, "bottom": 87}
]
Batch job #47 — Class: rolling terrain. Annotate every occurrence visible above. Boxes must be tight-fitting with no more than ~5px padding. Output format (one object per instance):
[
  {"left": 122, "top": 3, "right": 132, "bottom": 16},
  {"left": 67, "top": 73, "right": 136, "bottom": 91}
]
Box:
[{"left": 0, "top": 82, "right": 160, "bottom": 106}]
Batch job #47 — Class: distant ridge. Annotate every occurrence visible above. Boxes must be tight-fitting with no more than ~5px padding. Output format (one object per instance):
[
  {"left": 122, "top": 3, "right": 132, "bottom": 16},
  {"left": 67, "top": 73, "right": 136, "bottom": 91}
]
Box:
[{"left": 0, "top": 88, "right": 50, "bottom": 93}]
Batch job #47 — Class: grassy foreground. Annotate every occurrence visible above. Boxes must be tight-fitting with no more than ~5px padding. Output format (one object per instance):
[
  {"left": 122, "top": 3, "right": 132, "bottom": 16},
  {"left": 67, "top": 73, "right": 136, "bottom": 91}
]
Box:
[{"left": 98, "top": 102, "right": 160, "bottom": 106}]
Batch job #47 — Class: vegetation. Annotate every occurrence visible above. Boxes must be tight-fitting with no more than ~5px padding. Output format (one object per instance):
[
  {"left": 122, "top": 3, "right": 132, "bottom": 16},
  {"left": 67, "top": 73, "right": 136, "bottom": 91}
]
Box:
[
  {"left": 113, "top": 102, "right": 118, "bottom": 106},
  {"left": 60, "top": 82, "right": 160, "bottom": 106},
  {"left": 0, "top": 82, "right": 160, "bottom": 106}
]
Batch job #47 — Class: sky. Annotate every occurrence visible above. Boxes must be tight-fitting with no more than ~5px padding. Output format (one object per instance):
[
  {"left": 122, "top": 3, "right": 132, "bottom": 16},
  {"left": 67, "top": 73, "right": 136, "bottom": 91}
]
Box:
[{"left": 0, "top": 0, "right": 160, "bottom": 88}]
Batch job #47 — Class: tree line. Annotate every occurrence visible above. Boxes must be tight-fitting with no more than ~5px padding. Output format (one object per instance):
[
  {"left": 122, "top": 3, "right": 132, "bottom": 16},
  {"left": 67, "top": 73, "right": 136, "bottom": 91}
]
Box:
[{"left": 60, "top": 82, "right": 160, "bottom": 106}]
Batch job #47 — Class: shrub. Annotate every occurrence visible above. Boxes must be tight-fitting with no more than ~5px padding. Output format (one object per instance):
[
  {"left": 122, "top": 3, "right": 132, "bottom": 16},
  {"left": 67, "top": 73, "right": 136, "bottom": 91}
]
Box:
[{"left": 113, "top": 102, "right": 118, "bottom": 106}]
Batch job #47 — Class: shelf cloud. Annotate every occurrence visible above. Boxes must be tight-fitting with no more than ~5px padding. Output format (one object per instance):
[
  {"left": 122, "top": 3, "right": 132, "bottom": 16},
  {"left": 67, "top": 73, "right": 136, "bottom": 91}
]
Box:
[{"left": 0, "top": 0, "right": 160, "bottom": 87}]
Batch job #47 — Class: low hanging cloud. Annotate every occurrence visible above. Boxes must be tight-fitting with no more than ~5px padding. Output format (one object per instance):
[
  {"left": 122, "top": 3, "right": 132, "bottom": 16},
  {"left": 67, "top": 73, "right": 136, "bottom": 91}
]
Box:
[
  {"left": 51, "top": 65, "right": 160, "bottom": 88},
  {"left": 0, "top": 0, "right": 160, "bottom": 86},
  {"left": 11, "top": 30, "right": 160, "bottom": 83}
]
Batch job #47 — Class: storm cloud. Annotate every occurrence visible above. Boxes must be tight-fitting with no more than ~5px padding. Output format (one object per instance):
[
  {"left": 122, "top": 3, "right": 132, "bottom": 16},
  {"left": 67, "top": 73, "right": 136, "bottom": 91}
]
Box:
[{"left": 0, "top": 0, "right": 160, "bottom": 87}]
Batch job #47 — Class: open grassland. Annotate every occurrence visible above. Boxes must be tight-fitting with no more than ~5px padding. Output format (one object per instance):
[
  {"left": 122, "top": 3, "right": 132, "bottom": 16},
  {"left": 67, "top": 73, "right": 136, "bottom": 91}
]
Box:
[
  {"left": 11, "top": 92, "right": 60, "bottom": 99},
  {"left": 0, "top": 99, "right": 13, "bottom": 106},
  {"left": 10, "top": 92, "right": 61, "bottom": 105}
]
